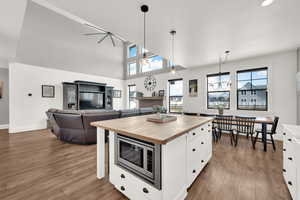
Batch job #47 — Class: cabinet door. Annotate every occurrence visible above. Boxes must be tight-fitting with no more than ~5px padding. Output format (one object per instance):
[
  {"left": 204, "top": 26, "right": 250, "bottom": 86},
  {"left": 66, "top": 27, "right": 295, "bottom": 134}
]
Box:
[
  {"left": 63, "top": 84, "right": 78, "bottom": 110},
  {"left": 105, "top": 87, "right": 113, "bottom": 109}
]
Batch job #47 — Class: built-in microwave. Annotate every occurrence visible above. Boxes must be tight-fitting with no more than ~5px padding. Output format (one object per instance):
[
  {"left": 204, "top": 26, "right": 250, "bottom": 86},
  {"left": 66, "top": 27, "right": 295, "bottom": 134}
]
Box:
[{"left": 115, "top": 134, "right": 161, "bottom": 190}]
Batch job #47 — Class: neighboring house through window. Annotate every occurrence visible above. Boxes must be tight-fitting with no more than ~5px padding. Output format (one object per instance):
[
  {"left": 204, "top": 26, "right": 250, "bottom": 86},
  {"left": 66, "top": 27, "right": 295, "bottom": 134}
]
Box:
[{"left": 237, "top": 67, "right": 268, "bottom": 111}]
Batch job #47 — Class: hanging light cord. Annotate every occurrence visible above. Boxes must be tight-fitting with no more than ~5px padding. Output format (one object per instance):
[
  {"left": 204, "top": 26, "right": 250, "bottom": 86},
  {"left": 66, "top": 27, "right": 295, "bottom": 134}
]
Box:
[
  {"left": 171, "top": 32, "right": 174, "bottom": 67},
  {"left": 143, "top": 12, "right": 146, "bottom": 56}
]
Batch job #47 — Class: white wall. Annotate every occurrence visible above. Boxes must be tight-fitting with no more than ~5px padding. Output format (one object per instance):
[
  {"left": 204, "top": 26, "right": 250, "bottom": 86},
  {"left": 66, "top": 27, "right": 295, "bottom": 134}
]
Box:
[
  {"left": 9, "top": 62, "right": 126, "bottom": 133},
  {"left": 0, "top": 68, "right": 9, "bottom": 128},
  {"left": 126, "top": 50, "right": 298, "bottom": 140}
]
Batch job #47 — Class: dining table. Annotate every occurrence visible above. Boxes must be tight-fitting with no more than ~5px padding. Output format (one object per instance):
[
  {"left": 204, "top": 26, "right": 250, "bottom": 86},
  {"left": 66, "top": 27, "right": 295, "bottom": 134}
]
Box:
[{"left": 203, "top": 114, "right": 274, "bottom": 152}]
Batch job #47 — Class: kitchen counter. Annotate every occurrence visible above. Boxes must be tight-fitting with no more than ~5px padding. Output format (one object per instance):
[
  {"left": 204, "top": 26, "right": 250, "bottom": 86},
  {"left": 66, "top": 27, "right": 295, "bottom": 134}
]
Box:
[
  {"left": 91, "top": 115, "right": 213, "bottom": 200},
  {"left": 91, "top": 114, "right": 213, "bottom": 144}
]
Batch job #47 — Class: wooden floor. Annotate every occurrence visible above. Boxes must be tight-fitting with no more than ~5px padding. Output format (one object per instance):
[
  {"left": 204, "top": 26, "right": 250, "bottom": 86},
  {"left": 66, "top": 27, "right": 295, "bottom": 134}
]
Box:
[{"left": 0, "top": 129, "right": 291, "bottom": 200}]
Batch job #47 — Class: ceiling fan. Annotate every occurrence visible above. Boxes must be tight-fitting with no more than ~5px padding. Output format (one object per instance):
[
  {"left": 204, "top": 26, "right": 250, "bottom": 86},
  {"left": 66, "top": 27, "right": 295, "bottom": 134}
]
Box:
[{"left": 83, "top": 23, "right": 127, "bottom": 47}]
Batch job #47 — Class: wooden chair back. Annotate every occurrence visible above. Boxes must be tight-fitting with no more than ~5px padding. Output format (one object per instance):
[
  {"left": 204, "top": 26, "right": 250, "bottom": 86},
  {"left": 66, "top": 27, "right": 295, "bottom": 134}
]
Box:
[
  {"left": 235, "top": 116, "right": 256, "bottom": 135},
  {"left": 271, "top": 116, "right": 279, "bottom": 134},
  {"left": 215, "top": 115, "right": 233, "bottom": 131}
]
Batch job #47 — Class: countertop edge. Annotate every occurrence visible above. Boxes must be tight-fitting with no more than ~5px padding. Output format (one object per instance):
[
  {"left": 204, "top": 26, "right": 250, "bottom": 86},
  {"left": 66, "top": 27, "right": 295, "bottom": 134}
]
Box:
[{"left": 91, "top": 117, "right": 213, "bottom": 144}]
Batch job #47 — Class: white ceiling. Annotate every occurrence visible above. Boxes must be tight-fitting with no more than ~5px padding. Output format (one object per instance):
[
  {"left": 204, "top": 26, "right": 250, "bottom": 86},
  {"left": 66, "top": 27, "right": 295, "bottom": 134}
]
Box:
[
  {"left": 0, "top": 0, "right": 27, "bottom": 68},
  {"left": 16, "top": 1, "right": 124, "bottom": 79},
  {"left": 42, "top": 0, "right": 300, "bottom": 68}
]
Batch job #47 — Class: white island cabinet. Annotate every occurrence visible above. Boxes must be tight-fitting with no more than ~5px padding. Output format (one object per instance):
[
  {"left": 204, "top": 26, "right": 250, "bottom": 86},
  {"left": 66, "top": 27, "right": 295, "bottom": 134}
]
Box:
[
  {"left": 91, "top": 115, "right": 213, "bottom": 200},
  {"left": 282, "top": 124, "right": 300, "bottom": 200}
]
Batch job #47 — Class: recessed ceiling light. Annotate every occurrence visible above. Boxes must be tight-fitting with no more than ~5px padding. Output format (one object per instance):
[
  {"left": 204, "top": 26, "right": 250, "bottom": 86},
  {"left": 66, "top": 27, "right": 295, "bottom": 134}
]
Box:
[{"left": 261, "top": 0, "right": 274, "bottom": 7}]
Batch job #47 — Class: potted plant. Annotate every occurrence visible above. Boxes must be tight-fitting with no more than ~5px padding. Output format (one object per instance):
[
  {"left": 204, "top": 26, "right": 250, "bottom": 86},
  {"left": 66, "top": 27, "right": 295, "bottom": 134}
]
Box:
[
  {"left": 217, "top": 104, "right": 224, "bottom": 115},
  {"left": 153, "top": 105, "right": 167, "bottom": 118}
]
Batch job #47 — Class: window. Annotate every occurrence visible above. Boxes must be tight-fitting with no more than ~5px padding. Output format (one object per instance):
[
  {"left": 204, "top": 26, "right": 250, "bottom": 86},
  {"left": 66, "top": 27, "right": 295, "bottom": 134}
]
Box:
[
  {"left": 128, "top": 63, "right": 137, "bottom": 76},
  {"left": 128, "top": 45, "right": 137, "bottom": 58},
  {"left": 207, "top": 73, "right": 230, "bottom": 109},
  {"left": 168, "top": 79, "right": 183, "bottom": 113},
  {"left": 128, "top": 85, "right": 137, "bottom": 109},
  {"left": 141, "top": 56, "right": 163, "bottom": 73},
  {"left": 237, "top": 67, "right": 268, "bottom": 111}
]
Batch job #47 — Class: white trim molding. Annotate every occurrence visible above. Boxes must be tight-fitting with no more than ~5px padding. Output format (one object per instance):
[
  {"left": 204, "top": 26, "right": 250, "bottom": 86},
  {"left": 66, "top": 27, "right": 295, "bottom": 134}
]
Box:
[{"left": 0, "top": 124, "right": 9, "bottom": 129}]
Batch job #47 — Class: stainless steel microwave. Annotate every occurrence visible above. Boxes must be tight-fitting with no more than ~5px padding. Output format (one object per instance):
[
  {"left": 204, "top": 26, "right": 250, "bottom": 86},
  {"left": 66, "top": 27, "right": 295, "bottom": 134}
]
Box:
[{"left": 115, "top": 134, "right": 161, "bottom": 190}]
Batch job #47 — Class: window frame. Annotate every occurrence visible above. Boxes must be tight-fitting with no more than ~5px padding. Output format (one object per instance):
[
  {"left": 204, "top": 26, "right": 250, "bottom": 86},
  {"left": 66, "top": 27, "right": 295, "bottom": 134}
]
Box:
[
  {"left": 206, "top": 72, "right": 231, "bottom": 110},
  {"left": 128, "top": 84, "right": 137, "bottom": 109},
  {"left": 236, "top": 67, "right": 268, "bottom": 111},
  {"left": 168, "top": 78, "right": 183, "bottom": 114},
  {"left": 140, "top": 55, "right": 164, "bottom": 73},
  {"left": 127, "top": 62, "right": 137, "bottom": 76},
  {"left": 128, "top": 45, "right": 137, "bottom": 58}
]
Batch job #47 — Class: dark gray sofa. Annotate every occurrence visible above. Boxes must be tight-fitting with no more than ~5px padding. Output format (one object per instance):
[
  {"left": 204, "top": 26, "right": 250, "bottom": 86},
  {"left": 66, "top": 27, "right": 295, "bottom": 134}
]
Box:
[{"left": 46, "top": 107, "right": 154, "bottom": 145}]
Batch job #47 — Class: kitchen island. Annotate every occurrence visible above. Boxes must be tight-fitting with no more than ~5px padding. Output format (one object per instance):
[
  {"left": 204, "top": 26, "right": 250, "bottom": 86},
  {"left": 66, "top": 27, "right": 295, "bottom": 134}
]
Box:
[{"left": 91, "top": 114, "right": 213, "bottom": 200}]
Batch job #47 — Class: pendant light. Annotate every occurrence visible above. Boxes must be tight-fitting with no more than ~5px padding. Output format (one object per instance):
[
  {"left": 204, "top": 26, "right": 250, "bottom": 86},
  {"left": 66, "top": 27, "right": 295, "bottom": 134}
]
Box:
[
  {"left": 170, "top": 30, "right": 176, "bottom": 74},
  {"left": 141, "top": 5, "right": 149, "bottom": 66},
  {"left": 218, "top": 50, "right": 230, "bottom": 87}
]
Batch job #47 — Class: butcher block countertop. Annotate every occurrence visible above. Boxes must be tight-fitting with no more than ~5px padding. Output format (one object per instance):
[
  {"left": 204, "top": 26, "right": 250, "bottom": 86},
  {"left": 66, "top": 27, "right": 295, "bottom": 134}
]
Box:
[{"left": 91, "top": 114, "right": 213, "bottom": 144}]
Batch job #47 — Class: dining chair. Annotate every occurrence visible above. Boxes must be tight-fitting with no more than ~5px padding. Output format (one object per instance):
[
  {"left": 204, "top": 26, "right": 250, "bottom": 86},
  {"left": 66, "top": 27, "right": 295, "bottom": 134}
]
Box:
[
  {"left": 254, "top": 116, "right": 279, "bottom": 151},
  {"left": 234, "top": 116, "right": 256, "bottom": 148},
  {"left": 199, "top": 113, "right": 218, "bottom": 142},
  {"left": 215, "top": 115, "right": 235, "bottom": 145}
]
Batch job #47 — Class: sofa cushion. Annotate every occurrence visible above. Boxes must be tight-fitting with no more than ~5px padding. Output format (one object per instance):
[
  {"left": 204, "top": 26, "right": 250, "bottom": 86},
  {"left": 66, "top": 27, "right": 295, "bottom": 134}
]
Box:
[
  {"left": 120, "top": 109, "right": 140, "bottom": 118},
  {"left": 139, "top": 107, "right": 154, "bottom": 115}
]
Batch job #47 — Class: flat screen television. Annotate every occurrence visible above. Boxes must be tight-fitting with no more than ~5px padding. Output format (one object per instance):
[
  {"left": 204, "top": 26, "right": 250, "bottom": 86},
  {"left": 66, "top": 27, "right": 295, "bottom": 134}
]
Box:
[{"left": 79, "top": 92, "right": 104, "bottom": 109}]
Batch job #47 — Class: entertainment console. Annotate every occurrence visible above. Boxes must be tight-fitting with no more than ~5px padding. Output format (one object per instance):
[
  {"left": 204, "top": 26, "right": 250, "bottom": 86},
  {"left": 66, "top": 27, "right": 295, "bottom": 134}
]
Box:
[{"left": 62, "top": 81, "right": 113, "bottom": 110}]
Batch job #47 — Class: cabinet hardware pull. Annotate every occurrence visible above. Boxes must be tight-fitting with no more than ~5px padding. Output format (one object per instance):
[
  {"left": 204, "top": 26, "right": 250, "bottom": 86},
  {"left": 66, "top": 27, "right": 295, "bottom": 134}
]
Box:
[
  {"left": 120, "top": 174, "right": 125, "bottom": 179},
  {"left": 201, "top": 160, "right": 204, "bottom": 163},
  {"left": 288, "top": 157, "right": 293, "bottom": 161},
  {"left": 201, "top": 128, "right": 204, "bottom": 131},
  {"left": 288, "top": 139, "right": 292, "bottom": 142},
  {"left": 143, "top": 188, "right": 149, "bottom": 193},
  {"left": 201, "top": 142, "right": 204, "bottom": 144},
  {"left": 193, "top": 169, "right": 196, "bottom": 173},
  {"left": 283, "top": 133, "right": 286, "bottom": 136},
  {"left": 192, "top": 148, "right": 196, "bottom": 152},
  {"left": 208, "top": 124, "right": 211, "bottom": 127},
  {"left": 283, "top": 149, "right": 286, "bottom": 152},
  {"left": 283, "top": 169, "right": 286, "bottom": 172},
  {"left": 193, "top": 133, "right": 196, "bottom": 136},
  {"left": 120, "top": 186, "right": 125, "bottom": 191},
  {"left": 288, "top": 181, "right": 292, "bottom": 186}
]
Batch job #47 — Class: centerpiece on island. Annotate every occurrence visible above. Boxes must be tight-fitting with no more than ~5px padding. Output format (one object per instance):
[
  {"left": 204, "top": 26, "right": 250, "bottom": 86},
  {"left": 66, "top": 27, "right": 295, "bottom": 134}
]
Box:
[{"left": 147, "top": 106, "right": 177, "bottom": 123}]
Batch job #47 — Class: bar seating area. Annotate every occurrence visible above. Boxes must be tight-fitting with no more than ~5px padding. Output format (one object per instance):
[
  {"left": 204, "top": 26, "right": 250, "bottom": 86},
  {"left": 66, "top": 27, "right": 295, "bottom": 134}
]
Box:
[{"left": 194, "top": 113, "right": 279, "bottom": 152}]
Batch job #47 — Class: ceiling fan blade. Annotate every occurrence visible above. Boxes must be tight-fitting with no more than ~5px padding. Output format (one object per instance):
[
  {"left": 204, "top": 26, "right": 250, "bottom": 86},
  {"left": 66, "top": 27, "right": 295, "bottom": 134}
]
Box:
[
  {"left": 108, "top": 33, "right": 116, "bottom": 47},
  {"left": 111, "top": 33, "right": 127, "bottom": 43},
  {"left": 83, "top": 32, "right": 106, "bottom": 36},
  {"left": 97, "top": 34, "right": 109, "bottom": 44},
  {"left": 84, "top": 23, "right": 106, "bottom": 33}
]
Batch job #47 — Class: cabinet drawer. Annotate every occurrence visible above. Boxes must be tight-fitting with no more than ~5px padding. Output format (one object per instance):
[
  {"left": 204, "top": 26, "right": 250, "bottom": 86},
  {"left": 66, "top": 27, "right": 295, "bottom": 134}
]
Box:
[
  {"left": 111, "top": 166, "right": 161, "bottom": 200},
  {"left": 115, "top": 182, "right": 135, "bottom": 200},
  {"left": 188, "top": 123, "right": 211, "bottom": 142}
]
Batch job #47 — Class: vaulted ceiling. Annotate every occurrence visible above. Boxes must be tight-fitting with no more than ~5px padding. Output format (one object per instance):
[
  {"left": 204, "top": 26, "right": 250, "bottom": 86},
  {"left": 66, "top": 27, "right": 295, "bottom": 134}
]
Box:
[
  {"left": 38, "top": 0, "right": 300, "bottom": 68},
  {"left": 0, "top": 0, "right": 27, "bottom": 67},
  {"left": 16, "top": 1, "right": 124, "bottom": 79},
  {"left": 1, "top": 0, "right": 300, "bottom": 76}
]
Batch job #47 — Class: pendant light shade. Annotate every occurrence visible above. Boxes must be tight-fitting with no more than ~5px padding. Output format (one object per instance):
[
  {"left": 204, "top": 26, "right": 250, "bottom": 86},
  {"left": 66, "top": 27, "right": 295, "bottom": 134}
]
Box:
[{"left": 170, "top": 30, "right": 176, "bottom": 74}]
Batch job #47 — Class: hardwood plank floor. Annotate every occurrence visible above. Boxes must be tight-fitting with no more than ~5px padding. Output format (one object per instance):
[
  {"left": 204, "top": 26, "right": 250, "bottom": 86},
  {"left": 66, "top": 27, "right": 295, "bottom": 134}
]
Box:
[{"left": 0, "top": 129, "right": 291, "bottom": 200}]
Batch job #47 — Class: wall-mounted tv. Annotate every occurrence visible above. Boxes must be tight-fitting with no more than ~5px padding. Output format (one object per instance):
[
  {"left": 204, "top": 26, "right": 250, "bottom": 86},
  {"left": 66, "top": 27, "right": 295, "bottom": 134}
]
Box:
[{"left": 79, "top": 92, "right": 104, "bottom": 110}]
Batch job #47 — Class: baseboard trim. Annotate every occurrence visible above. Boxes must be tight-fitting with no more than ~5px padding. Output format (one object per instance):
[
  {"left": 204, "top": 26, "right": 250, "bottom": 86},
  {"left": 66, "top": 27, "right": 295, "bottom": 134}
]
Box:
[
  {"left": 0, "top": 124, "right": 9, "bottom": 129},
  {"left": 9, "top": 123, "right": 46, "bottom": 133}
]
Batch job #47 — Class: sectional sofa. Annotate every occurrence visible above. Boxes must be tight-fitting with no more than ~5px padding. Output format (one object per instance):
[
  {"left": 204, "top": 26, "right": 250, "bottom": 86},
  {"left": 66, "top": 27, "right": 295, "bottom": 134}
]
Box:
[{"left": 46, "top": 107, "right": 154, "bottom": 145}]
